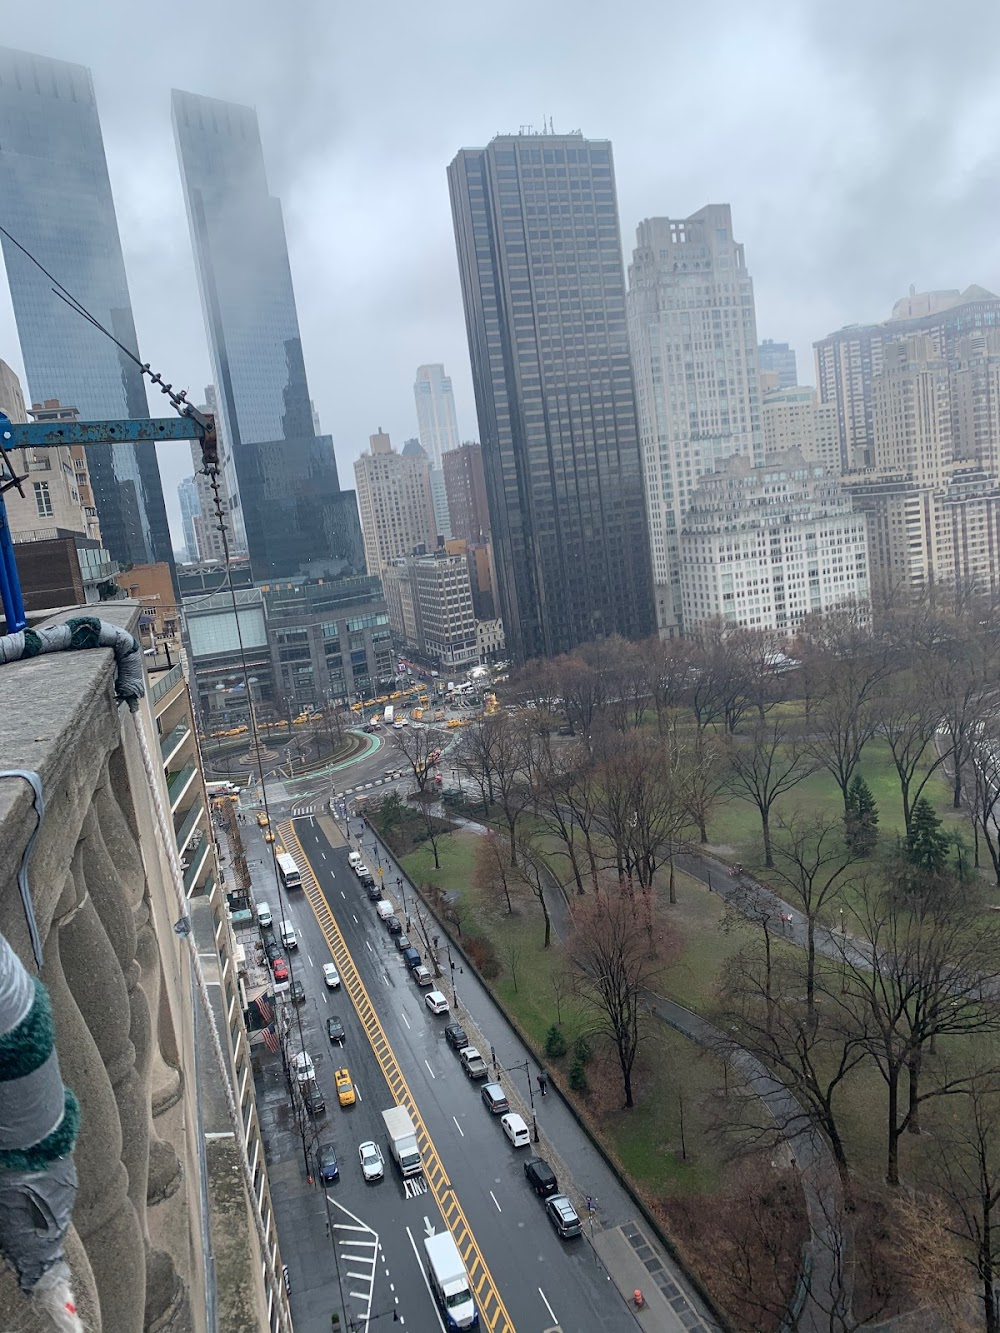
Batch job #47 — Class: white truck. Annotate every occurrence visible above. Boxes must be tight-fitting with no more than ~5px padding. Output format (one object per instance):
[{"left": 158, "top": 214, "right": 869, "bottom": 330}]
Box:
[
  {"left": 384, "top": 704, "right": 394, "bottom": 726},
  {"left": 382, "top": 1105, "right": 422, "bottom": 1177},
  {"left": 423, "top": 1231, "right": 478, "bottom": 1330}
]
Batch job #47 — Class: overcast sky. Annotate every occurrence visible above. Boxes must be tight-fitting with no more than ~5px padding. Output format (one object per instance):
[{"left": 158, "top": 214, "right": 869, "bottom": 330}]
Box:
[{"left": 5, "top": 0, "right": 1000, "bottom": 549}]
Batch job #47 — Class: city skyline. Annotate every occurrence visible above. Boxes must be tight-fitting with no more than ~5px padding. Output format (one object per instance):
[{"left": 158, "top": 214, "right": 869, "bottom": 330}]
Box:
[{"left": 2, "top": 2, "right": 997, "bottom": 548}]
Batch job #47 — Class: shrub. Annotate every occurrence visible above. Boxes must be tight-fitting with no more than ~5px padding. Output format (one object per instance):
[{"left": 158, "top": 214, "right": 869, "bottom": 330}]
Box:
[
  {"left": 545, "top": 1025, "right": 568, "bottom": 1058},
  {"left": 573, "top": 1035, "right": 592, "bottom": 1065},
  {"left": 465, "top": 936, "right": 501, "bottom": 980},
  {"left": 568, "top": 1058, "right": 588, "bottom": 1092}
]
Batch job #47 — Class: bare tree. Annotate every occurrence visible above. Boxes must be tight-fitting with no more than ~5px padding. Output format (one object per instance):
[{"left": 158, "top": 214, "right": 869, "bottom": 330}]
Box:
[
  {"left": 525, "top": 731, "right": 589, "bottom": 896},
  {"left": 715, "top": 947, "right": 866, "bottom": 1183},
  {"left": 725, "top": 717, "right": 815, "bottom": 867},
  {"left": 768, "top": 815, "right": 862, "bottom": 1015},
  {"left": 640, "top": 635, "right": 693, "bottom": 739},
  {"left": 392, "top": 723, "right": 439, "bottom": 797},
  {"left": 683, "top": 732, "right": 726, "bottom": 845},
  {"left": 877, "top": 671, "right": 948, "bottom": 836},
  {"left": 500, "top": 936, "right": 523, "bottom": 993},
  {"left": 473, "top": 829, "right": 518, "bottom": 915},
  {"left": 832, "top": 874, "right": 1000, "bottom": 1185},
  {"left": 550, "top": 964, "right": 574, "bottom": 1026},
  {"left": 550, "top": 652, "right": 607, "bottom": 739},
  {"left": 926, "top": 607, "right": 1000, "bottom": 809},
  {"left": 515, "top": 835, "right": 555, "bottom": 949},
  {"left": 926, "top": 1072, "right": 1000, "bottom": 1333},
  {"left": 967, "top": 721, "right": 1000, "bottom": 885},
  {"left": 483, "top": 712, "right": 533, "bottom": 862},
  {"left": 569, "top": 894, "right": 663, "bottom": 1108},
  {"left": 454, "top": 722, "right": 494, "bottom": 812}
]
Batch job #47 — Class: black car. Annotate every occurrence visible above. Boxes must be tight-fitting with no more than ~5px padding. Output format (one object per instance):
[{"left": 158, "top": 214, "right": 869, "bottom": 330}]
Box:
[
  {"left": 290, "top": 980, "right": 306, "bottom": 1003},
  {"left": 524, "top": 1156, "right": 558, "bottom": 1198},
  {"left": 365, "top": 882, "right": 381, "bottom": 900},
  {"left": 444, "top": 1023, "right": 468, "bottom": 1051},
  {"left": 327, "top": 1015, "right": 345, "bottom": 1043},
  {"left": 304, "top": 1085, "right": 326, "bottom": 1116},
  {"left": 385, "top": 916, "right": 402, "bottom": 935},
  {"left": 395, "top": 934, "right": 411, "bottom": 952},
  {"left": 265, "top": 940, "right": 282, "bottom": 963},
  {"left": 317, "top": 1143, "right": 339, "bottom": 1183}
]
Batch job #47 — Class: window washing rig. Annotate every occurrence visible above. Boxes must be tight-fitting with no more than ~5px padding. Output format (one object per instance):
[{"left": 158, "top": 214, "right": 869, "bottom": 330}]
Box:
[{"left": 0, "top": 407, "right": 218, "bottom": 634}]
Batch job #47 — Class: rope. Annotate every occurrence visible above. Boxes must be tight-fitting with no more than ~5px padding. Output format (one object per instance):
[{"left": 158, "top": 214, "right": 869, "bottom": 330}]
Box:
[{"left": 131, "top": 710, "right": 292, "bottom": 1333}]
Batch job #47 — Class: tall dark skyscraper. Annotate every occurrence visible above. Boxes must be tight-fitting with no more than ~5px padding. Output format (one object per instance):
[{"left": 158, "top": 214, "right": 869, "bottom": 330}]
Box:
[
  {"left": 0, "top": 46, "right": 173, "bottom": 573},
  {"left": 172, "top": 89, "right": 360, "bottom": 581},
  {"left": 448, "top": 133, "right": 654, "bottom": 662}
]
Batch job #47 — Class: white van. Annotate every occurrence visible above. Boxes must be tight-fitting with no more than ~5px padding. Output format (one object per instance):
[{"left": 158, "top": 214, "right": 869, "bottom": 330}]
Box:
[
  {"left": 348, "top": 851, "right": 361, "bottom": 869},
  {"left": 375, "top": 900, "right": 395, "bottom": 922},
  {"left": 257, "top": 902, "right": 272, "bottom": 928},
  {"left": 280, "top": 922, "right": 298, "bottom": 949}
]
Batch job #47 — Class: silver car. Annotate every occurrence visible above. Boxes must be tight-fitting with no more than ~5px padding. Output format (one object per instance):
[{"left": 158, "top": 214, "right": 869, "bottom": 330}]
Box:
[{"left": 358, "top": 1140, "right": 384, "bottom": 1182}]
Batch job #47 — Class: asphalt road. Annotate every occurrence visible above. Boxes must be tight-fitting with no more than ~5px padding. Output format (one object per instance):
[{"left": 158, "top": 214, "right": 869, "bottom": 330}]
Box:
[{"left": 259, "top": 813, "right": 653, "bottom": 1333}]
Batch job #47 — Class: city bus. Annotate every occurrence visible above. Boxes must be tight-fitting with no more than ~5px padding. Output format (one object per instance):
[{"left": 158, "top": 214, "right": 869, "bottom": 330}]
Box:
[{"left": 276, "top": 854, "right": 302, "bottom": 891}]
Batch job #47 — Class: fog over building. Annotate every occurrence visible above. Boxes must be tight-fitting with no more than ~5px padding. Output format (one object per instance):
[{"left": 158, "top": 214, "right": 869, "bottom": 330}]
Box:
[
  {"left": 172, "top": 88, "right": 361, "bottom": 580},
  {"left": 414, "top": 363, "right": 460, "bottom": 469},
  {"left": 0, "top": 46, "right": 173, "bottom": 575}
]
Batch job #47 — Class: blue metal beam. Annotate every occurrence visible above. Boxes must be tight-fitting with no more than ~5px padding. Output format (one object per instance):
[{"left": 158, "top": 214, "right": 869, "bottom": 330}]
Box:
[{"left": 0, "top": 415, "right": 214, "bottom": 449}]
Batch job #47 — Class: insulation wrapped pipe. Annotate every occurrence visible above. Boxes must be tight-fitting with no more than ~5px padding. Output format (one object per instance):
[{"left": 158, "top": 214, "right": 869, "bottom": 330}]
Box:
[
  {"left": 0, "top": 616, "right": 144, "bottom": 711},
  {"left": 0, "top": 931, "right": 80, "bottom": 1326}
]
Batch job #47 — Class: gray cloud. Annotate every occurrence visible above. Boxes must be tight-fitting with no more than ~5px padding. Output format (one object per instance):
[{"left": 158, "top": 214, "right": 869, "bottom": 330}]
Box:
[{"left": 3, "top": 0, "right": 1000, "bottom": 542}]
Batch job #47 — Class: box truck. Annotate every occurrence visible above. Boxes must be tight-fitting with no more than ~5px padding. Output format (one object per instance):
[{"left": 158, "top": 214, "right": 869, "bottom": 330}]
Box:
[
  {"left": 382, "top": 1105, "right": 422, "bottom": 1177},
  {"left": 423, "top": 1230, "right": 478, "bottom": 1329}
]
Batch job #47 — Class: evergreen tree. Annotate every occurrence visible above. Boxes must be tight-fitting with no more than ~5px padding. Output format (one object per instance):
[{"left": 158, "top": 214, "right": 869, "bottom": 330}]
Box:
[
  {"left": 906, "top": 796, "right": 951, "bottom": 873},
  {"left": 844, "top": 774, "right": 879, "bottom": 855}
]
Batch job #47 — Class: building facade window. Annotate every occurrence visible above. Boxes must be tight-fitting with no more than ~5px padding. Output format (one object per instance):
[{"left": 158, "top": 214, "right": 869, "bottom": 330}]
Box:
[{"left": 33, "top": 481, "right": 53, "bottom": 517}]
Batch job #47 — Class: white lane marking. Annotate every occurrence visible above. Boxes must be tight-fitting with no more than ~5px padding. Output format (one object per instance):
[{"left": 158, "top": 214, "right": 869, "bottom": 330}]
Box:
[
  {"left": 424, "top": 1060, "right": 435, "bottom": 1080},
  {"left": 401, "top": 1011, "right": 411, "bottom": 1030},
  {"left": 490, "top": 1190, "right": 502, "bottom": 1212},
  {"left": 321, "top": 852, "right": 327, "bottom": 861},
  {"left": 539, "top": 1288, "right": 558, "bottom": 1324},
  {"left": 352, "top": 914, "right": 359, "bottom": 923},
  {"left": 307, "top": 955, "right": 313, "bottom": 967},
  {"left": 453, "top": 1116, "right": 464, "bottom": 1137},
  {"left": 341, "top": 890, "right": 346, "bottom": 899},
  {"left": 366, "top": 940, "right": 373, "bottom": 954},
  {"left": 406, "top": 1227, "right": 447, "bottom": 1333}
]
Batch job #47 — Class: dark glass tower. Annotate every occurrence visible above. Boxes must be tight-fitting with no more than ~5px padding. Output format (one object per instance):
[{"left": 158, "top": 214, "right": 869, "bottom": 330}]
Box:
[
  {"left": 0, "top": 46, "right": 173, "bottom": 572},
  {"left": 448, "top": 133, "right": 655, "bottom": 662},
  {"left": 172, "top": 89, "right": 360, "bottom": 581}
]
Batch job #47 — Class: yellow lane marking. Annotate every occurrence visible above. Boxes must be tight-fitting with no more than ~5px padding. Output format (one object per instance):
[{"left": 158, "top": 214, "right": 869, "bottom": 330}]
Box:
[{"left": 280, "top": 821, "right": 515, "bottom": 1333}]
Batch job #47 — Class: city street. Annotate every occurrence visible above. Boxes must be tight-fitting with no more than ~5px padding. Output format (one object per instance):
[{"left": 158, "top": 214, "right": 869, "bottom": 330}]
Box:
[{"left": 243, "top": 804, "right": 717, "bottom": 1333}]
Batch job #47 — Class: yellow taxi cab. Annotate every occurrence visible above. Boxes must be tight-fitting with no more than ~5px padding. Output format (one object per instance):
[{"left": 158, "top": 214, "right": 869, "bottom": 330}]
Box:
[
  {"left": 435, "top": 710, "right": 446, "bottom": 721},
  {"left": 335, "top": 1068, "right": 356, "bottom": 1107},
  {"left": 412, "top": 708, "right": 423, "bottom": 721},
  {"left": 264, "top": 831, "right": 275, "bottom": 844},
  {"left": 257, "top": 813, "right": 270, "bottom": 828},
  {"left": 351, "top": 702, "right": 363, "bottom": 712}
]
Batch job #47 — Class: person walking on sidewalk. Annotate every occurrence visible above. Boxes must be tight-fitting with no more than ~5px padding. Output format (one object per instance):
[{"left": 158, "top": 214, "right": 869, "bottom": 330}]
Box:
[{"left": 537, "top": 1069, "right": 548, "bottom": 1097}]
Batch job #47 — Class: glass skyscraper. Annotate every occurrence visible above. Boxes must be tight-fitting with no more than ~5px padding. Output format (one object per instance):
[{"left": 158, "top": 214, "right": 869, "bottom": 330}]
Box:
[
  {"left": 172, "top": 89, "right": 359, "bottom": 581},
  {"left": 0, "top": 46, "right": 173, "bottom": 572},
  {"left": 448, "top": 133, "right": 655, "bottom": 663}
]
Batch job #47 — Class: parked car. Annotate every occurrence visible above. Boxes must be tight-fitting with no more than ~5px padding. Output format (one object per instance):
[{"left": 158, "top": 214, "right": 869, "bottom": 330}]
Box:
[
  {"left": 327, "top": 1015, "right": 346, "bottom": 1043},
  {"left": 256, "top": 901, "right": 272, "bottom": 927},
  {"left": 546, "top": 1195, "right": 582, "bottom": 1239},
  {"left": 424, "top": 991, "right": 449, "bottom": 1015},
  {"left": 460, "top": 1047, "right": 488, "bottom": 1079},
  {"left": 290, "top": 980, "right": 305, "bottom": 1003},
  {"left": 292, "top": 1051, "right": 314, "bottom": 1084},
  {"left": 335, "top": 1068, "right": 356, "bottom": 1107},
  {"left": 272, "top": 957, "right": 288, "bottom": 982},
  {"left": 358, "top": 1140, "right": 384, "bottom": 1182},
  {"left": 304, "top": 1085, "right": 326, "bottom": 1116},
  {"left": 364, "top": 880, "right": 380, "bottom": 898},
  {"left": 395, "top": 933, "right": 412, "bottom": 952},
  {"left": 523, "top": 1157, "right": 558, "bottom": 1198},
  {"left": 266, "top": 940, "right": 282, "bottom": 963},
  {"left": 323, "top": 963, "right": 341, "bottom": 989},
  {"left": 401, "top": 946, "right": 421, "bottom": 970},
  {"left": 385, "top": 916, "right": 402, "bottom": 936},
  {"left": 502, "top": 1113, "right": 530, "bottom": 1148},
  {"left": 317, "top": 1143, "right": 339, "bottom": 1183},
  {"left": 444, "top": 1023, "right": 468, "bottom": 1051},
  {"left": 412, "top": 965, "right": 433, "bottom": 987},
  {"left": 354, "top": 864, "right": 370, "bottom": 879},
  {"left": 481, "top": 1082, "right": 509, "bottom": 1115}
]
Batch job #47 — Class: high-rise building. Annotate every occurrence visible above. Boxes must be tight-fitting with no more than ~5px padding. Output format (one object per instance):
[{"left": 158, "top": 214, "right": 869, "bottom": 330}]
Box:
[
  {"left": 814, "top": 285, "right": 1000, "bottom": 471},
  {"left": 680, "top": 449, "right": 869, "bottom": 634},
  {"left": 172, "top": 88, "right": 361, "bottom": 581},
  {"left": 443, "top": 442, "right": 491, "bottom": 544},
  {"left": 404, "top": 437, "right": 450, "bottom": 539},
  {"left": 382, "top": 548, "right": 479, "bottom": 671},
  {"left": 0, "top": 46, "right": 173, "bottom": 574},
  {"left": 177, "top": 476, "right": 201, "bottom": 563},
  {"left": 758, "top": 339, "right": 798, "bottom": 389},
  {"left": 449, "top": 132, "right": 655, "bottom": 661},
  {"left": 872, "top": 335, "right": 953, "bottom": 489},
  {"left": 414, "top": 364, "right": 461, "bottom": 469},
  {"left": 762, "top": 386, "right": 840, "bottom": 475},
  {"left": 627, "top": 205, "right": 763, "bottom": 633},
  {"left": 353, "top": 430, "right": 436, "bottom": 576}
]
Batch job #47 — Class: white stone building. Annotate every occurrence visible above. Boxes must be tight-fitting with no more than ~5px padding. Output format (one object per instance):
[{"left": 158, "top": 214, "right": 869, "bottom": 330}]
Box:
[
  {"left": 680, "top": 449, "right": 869, "bottom": 634},
  {"left": 762, "top": 386, "right": 840, "bottom": 475}
]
